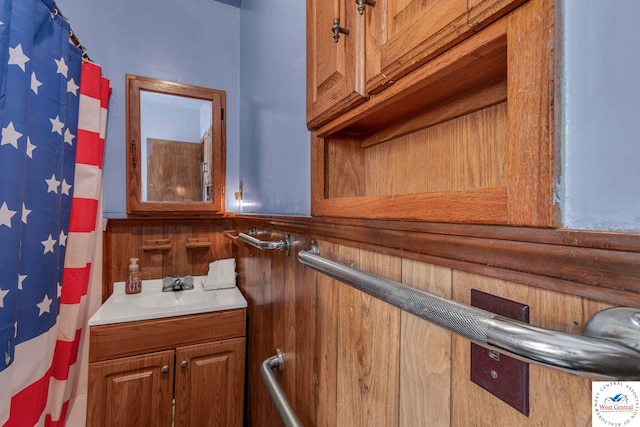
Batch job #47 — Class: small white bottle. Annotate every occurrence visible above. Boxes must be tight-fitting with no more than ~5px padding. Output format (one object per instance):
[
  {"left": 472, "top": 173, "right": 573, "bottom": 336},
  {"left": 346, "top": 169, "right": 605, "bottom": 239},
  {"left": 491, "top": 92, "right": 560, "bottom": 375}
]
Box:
[{"left": 125, "top": 258, "right": 141, "bottom": 294}]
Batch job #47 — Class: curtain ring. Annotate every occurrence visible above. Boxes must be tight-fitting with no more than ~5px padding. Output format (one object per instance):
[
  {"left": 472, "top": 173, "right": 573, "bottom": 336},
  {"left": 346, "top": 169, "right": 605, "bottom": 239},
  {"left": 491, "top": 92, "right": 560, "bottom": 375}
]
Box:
[{"left": 50, "top": 8, "right": 59, "bottom": 20}]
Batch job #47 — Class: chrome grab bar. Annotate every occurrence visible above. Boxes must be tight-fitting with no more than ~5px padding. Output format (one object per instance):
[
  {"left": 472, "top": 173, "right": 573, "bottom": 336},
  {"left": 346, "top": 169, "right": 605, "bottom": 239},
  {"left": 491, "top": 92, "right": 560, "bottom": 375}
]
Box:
[
  {"left": 239, "top": 231, "right": 290, "bottom": 253},
  {"left": 260, "top": 349, "right": 303, "bottom": 427},
  {"left": 298, "top": 246, "right": 640, "bottom": 380}
]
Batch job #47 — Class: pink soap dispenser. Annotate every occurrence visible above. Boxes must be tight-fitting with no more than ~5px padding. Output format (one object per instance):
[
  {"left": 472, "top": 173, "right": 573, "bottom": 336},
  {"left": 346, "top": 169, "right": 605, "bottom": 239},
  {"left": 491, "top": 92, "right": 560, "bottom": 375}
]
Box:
[{"left": 125, "top": 258, "right": 141, "bottom": 294}]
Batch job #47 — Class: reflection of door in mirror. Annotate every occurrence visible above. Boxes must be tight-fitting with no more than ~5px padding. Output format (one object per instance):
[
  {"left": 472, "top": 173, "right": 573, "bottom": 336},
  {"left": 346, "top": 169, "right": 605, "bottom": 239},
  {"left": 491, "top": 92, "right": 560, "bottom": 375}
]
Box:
[
  {"left": 140, "top": 90, "right": 212, "bottom": 203},
  {"left": 147, "top": 138, "right": 202, "bottom": 202}
]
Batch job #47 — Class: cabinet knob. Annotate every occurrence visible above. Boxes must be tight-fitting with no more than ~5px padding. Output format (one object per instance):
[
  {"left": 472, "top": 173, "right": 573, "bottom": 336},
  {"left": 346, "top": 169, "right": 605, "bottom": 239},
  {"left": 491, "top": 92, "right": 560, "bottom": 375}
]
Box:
[
  {"left": 181, "top": 360, "right": 189, "bottom": 368},
  {"left": 332, "top": 18, "right": 350, "bottom": 43},
  {"left": 161, "top": 365, "right": 169, "bottom": 373},
  {"left": 356, "top": 0, "right": 376, "bottom": 15}
]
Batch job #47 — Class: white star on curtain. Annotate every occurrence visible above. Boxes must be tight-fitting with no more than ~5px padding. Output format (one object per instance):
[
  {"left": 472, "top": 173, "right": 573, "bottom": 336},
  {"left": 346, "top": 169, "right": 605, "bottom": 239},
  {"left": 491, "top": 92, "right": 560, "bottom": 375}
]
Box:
[
  {"left": 8, "top": 43, "right": 29, "bottom": 71},
  {"left": 30, "top": 72, "right": 42, "bottom": 94},
  {"left": 41, "top": 235, "right": 56, "bottom": 254},
  {"left": 2, "top": 122, "right": 22, "bottom": 148},
  {"left": 37, "top": 295, "right": 53, "bottom": 316},
  {"left": 0, "top": 288, "right": 9, "bottom": 308},
  {"left": 18, "top": 275, "right": 27, "bottom": 291},
  {"left": 64, "top": 129, "right": 75, "bottom": 145},
  {"left": 49, "top": 115, "right": 64, "bottom": 135},
  {"left": 61, "top": 179, "right": 72, "bottom": 196},
  {"left": 45, "top": 174, "right": 61, "bottom": 193},
  {"left": 67, "top": 78, "right": 79, "bottom": 95},
  {"left": 26, "top": 137, "right": 36, "bottom": 158},
  {"left": 0, "top": 202, "right": 17, "bottom": 227},
  {"left": 22, "top": 203, "right": 31, "bottom": 224},
  {"left": 54, "top": 57, "right": 68, "bottom": 77}
]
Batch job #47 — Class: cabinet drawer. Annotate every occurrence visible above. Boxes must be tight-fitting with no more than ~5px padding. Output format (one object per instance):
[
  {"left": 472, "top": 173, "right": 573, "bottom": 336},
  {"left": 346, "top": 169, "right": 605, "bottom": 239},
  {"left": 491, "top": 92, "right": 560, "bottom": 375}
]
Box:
[{"left": 89, "top": 309, "right": 246, "bottom": 362}]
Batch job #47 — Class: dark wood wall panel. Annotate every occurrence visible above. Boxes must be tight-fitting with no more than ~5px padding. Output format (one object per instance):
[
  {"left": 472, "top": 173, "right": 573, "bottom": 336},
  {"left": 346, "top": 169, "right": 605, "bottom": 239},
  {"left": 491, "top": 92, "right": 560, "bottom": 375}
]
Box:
[
  {"left": 102, "top": 218, "right": 234, "bottom": 301},
  {"left": 232, "top": 223, "right": 621, "bottom": 426},
  {"left": 235, "top": 231, "right": 317, "bottom": 427},
  {"left": 235, "top": 216, "right": 640, "bottom": 307}
]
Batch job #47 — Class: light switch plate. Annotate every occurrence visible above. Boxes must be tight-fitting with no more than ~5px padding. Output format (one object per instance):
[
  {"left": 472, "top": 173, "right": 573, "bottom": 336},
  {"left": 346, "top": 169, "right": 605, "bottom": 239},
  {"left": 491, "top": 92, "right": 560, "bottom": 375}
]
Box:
[{"left": 470, "top": 289, "right": 530, "bottom": 416}]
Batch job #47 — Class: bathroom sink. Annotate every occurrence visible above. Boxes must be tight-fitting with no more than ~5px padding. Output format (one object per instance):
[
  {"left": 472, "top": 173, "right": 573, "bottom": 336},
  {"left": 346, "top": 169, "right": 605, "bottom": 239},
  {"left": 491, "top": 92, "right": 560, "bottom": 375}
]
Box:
[
  {"left": 132, "top": 291, "right": 208, "bottom": 308},
  {"left": 88, "top": 276, "right": 247, "bottom": 326}
]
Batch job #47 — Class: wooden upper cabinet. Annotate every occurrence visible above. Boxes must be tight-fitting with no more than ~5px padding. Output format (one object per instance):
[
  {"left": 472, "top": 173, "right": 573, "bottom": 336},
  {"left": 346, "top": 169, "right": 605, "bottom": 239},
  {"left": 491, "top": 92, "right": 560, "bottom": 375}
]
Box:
[
  {"left": 307, "top": 0, "right": 528, "bottom": 130},
  {"left": 310, "top": 0, "right": 557, "bottom": 227},
  {"left": 306, "top": 0, "right": 366, "bottom": 130}
]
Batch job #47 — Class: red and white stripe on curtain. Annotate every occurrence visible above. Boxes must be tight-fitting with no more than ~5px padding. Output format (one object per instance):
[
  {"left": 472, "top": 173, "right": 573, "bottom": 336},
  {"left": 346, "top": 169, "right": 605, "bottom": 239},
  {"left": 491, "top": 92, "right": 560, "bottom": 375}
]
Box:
[{"left": 46, "top": 61, "right": 111, "bottom": 426}]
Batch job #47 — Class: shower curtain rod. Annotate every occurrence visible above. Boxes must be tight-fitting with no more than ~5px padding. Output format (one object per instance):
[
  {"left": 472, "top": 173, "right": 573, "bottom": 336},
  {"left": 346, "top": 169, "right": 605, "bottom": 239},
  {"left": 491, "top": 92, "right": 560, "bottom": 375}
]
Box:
[{"left": 52, "top": 4, "right": 92, "bottom": 62}]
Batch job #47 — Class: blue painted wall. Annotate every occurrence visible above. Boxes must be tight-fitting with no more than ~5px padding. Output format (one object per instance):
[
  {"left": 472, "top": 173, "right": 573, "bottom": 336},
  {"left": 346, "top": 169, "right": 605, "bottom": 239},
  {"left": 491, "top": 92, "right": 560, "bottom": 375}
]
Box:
[
  {"left": 55, "top": 0, "right": 241, "bottom": 217},
  {"left": 560, "top": 0, "right": 640, "bottom": 231},
  {"left": 53, "top": 0, "right": 640, "bottom": 230},
  {"left": 237, "top": 0, "right": 310, "bottom": 215}
]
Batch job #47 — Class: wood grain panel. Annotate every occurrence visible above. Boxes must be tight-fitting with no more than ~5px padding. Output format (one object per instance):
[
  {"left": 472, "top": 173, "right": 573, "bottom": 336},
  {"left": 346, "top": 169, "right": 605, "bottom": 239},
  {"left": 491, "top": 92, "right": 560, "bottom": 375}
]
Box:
[
  {"left": 451, "top": 270, "right": 611, "bottom": 426},
  {"left": 313, "top": 187, "right": 508, "bottom": 223},
  {"left": 365, "top": 103, "right": 507, "bottom": 196},
  {"left": 89, "top": 309, "right": 246, "bottom": 362},
  {"left": 336, "top": 246, "right": 401, "bottom": 427},
  {"left": 87, "top": 350, "right": 174, "bottom": 427},
  {"left": 293, "top": 236, "right": 318, "bottom": 427},
  {"left": 174, "top": 338, "right": 245, "bottom": 427},
  {"left": 324, "top": 137, "right": 366, "bottom": 198},
  {"left": 506, "top": 0, "right": 557, "bottom": 226},
  {"left": 235, "top": 242, "right": 281, "bottom": 427},
  {"left": 400, "top": 260, "right": 452, "bottom": 427},
  {"left": 468, "top": 0, "right": 529, "bottom": 30},
  {"left": 316, "top": 241, "right": 340, "bottom": 427},
  {"left": 366, "top": 0, "right": 469, "bottom": 93}
]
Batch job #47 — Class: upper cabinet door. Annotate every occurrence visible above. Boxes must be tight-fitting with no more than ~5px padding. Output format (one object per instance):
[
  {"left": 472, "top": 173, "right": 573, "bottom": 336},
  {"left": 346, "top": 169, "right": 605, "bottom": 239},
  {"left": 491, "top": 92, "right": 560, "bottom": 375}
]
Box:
[
  {"left": 365, "top": 0, "right": 468, "bottom": 94},
  {"left": 365, "top": 0, "right": 527, "bottom": 94},
  {"left": 307, "top": 0, "right": 367, "bottom": 130},
  {"left": 306, "top": 0, "right": 528, "bottom": 130}
]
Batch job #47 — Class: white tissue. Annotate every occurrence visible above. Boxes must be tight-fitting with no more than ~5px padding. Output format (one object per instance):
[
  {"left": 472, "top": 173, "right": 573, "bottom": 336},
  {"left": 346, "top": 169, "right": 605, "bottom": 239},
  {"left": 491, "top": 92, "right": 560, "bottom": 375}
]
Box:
[{"left": 203, "top": 258, "right": 237, "bottom": 290}]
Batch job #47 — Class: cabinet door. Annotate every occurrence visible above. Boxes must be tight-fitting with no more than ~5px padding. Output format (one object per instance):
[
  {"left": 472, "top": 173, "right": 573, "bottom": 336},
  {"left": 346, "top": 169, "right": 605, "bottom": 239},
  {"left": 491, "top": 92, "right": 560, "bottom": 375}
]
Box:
[
  {"left": 87, "top": 350, "right": 174, "bottom": 427},
  {"left": 468, "top": 0, "right": 529, "bottom": 29},
  {"left": 174, "top": 338, "right": 246, "bottom": 427},
  {"left": 365, "top": 0, "right": 468, "bottom": 94},
  {"left": 307, "top": 0, "right": 366, "bottom": 130}
]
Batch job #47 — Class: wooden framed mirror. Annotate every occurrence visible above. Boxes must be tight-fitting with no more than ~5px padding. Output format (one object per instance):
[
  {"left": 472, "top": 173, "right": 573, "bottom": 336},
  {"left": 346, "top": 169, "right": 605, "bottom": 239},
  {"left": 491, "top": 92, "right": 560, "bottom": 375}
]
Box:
[{"left": 126, "top": 75, "right": 226, "bottom": 215}]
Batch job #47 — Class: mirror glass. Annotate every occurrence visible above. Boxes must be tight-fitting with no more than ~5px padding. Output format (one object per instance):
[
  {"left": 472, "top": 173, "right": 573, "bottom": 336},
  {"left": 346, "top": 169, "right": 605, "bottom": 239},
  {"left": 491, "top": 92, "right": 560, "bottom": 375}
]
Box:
[
  {"left": 126, "top": 75, "right": 226, "bottom": 215},
  {"left": 140, "top": 92, "right": 212, "bottom": 202}
]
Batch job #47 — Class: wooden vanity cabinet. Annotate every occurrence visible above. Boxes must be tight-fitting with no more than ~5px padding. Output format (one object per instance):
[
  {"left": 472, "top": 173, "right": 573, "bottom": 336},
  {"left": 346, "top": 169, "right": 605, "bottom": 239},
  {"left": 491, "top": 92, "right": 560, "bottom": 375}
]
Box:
[
  {"left": 88, "top": 309, "right": 246, "bottom": 427},
  {"left": 306, "top": 0, "right": 528, "bottom": 129}
]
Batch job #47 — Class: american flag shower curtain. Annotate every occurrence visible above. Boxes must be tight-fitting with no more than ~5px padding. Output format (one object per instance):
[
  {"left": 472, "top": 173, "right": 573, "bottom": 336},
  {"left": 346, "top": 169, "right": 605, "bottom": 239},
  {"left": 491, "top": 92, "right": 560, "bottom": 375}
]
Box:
[{"left": 0, "top": 0, "right": 111, "bottom": 425}]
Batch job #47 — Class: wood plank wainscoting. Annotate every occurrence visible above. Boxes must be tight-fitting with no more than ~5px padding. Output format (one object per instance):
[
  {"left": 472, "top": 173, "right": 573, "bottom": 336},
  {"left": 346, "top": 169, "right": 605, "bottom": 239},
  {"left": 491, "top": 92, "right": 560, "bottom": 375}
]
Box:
[
  {"left": 231, "top": 215, "right": 640, "bottom": 427},
  {"left": 103, "top": 216, "right": 640, "bottom": 426}
]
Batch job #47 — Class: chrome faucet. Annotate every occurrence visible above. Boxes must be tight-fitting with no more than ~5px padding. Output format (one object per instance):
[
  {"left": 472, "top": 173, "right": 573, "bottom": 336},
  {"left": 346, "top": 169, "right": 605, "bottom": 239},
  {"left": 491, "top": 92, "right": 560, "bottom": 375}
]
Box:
[{"left": 162, "top": 276, "right": 195, "bottom": 292}]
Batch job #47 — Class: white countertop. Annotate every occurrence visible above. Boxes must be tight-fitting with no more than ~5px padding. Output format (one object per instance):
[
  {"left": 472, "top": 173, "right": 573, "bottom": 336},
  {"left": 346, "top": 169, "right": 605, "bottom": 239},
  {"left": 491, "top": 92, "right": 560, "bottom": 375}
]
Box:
[{"left": 88, "top": 276, "right": 247, "bottom": 326}]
